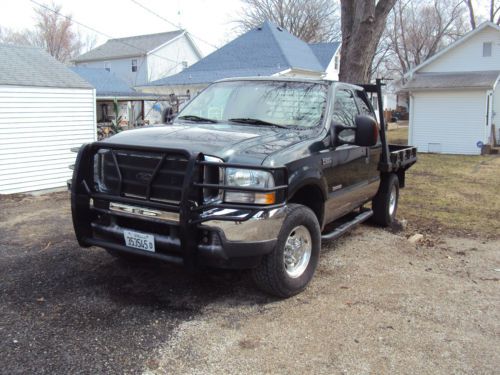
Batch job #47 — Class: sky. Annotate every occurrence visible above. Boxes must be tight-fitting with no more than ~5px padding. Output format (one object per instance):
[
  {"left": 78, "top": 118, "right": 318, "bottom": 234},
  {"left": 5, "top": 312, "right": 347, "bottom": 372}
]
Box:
[
  {"left": 0, "top": 0, "right": 493, "bottom": 57},
  {"left": 0, "top": 0, "right": 245, "bottom": 56}
]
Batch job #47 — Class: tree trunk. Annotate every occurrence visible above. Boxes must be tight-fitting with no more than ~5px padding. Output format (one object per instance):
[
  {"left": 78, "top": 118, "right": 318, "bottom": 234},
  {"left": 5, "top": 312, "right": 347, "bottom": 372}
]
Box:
[
  {"left": 465, "top": 0, "right": 476, "bottom": 29},
  {"left": 339, "top": 0, "right": 397, "bottom": 83}
]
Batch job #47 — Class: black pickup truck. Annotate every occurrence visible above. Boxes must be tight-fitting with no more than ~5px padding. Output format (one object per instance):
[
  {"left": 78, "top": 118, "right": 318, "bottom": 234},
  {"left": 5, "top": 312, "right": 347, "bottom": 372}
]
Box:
[{"left": 71, "top": 77, "right": 416, "bottom": 297}]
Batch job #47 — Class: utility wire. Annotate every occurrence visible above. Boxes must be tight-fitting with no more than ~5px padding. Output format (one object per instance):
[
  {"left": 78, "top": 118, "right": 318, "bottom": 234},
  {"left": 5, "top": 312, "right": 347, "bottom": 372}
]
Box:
[
  {"left": 129, "top": 0, "right": 220, "bottom": 51},
  {"left": 28, "top": 0, "right": 183, "bottom": 66}
]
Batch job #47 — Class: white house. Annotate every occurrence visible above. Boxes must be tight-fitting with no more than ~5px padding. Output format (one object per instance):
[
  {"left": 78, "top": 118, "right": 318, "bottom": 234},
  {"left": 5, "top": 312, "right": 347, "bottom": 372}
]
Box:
[
  {"left": 402, "top": 22, "right": 500, "bottom": 155},
  {"left": 139, "top": 21, "right": 341, "bottom": 96},
  {"left": 73, "top": 30, "right": 203, "bottom": 87},
  {"left": 0, "top": 44, "right": 96, "bottom": 194}
]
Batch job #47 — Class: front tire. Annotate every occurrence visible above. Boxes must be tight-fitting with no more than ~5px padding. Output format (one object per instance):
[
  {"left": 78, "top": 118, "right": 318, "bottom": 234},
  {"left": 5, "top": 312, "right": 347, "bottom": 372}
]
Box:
[
  {"left": 252, "top": 204, "right": 321, "bottom": 298},
  {"left": 372, "top": 173, "right": 399, "bottom": 226}
]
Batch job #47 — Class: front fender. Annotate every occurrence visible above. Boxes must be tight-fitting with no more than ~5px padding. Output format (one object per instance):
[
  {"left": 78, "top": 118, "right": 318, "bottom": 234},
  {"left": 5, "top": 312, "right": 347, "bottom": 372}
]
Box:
[{"left": 287, "top": 166, "right": 328, "bottom": 201}]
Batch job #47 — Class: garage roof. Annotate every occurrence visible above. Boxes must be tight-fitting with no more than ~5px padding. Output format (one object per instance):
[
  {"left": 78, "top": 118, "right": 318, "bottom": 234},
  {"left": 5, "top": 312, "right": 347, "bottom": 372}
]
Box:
[
  {"left": 0, "top": 44, "right": 93, "bottom": 89},
  {"left": 402, "top": 70, "right": 500, "bottom": 91}
]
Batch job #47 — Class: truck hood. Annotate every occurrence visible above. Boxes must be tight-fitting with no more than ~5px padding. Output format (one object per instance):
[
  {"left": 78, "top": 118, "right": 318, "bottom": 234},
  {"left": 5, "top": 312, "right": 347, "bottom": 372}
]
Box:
[{"left": 103, "top": 123, "right": 310, "bottom": 164}]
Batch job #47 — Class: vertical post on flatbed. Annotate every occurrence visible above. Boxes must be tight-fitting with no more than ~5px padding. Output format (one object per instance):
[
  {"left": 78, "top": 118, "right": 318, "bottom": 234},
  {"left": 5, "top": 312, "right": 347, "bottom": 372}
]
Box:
[{"left": 376, "top": 78, "right": 391, "bottom": 168}]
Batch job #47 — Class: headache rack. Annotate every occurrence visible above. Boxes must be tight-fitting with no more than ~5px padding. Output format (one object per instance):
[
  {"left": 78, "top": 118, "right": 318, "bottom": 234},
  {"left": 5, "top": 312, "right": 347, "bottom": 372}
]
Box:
[
  {"left": 360, "top": 79, "right": 417, "bottom": 173},
  {"left": 71, "top": 142, "right": 288, "bottom": 237}
]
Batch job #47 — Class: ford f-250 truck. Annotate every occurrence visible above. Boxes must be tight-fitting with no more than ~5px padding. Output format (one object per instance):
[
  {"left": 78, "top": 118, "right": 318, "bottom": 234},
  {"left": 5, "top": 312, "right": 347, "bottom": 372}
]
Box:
[{"left": 71, "top": 77, "right": 416, "bottom": 297}]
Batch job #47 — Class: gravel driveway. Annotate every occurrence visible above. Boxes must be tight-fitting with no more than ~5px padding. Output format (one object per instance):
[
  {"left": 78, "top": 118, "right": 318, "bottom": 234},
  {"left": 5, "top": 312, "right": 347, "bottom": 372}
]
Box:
[{"left": 1, "top": 192, "right": 498, "bottom": 374}]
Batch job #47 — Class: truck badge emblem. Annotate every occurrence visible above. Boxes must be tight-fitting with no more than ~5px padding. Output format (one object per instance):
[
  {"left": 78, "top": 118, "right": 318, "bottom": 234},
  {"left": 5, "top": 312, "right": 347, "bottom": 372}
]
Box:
[{"left": 321, "top": 157, "right": 332, "bottom": 165}]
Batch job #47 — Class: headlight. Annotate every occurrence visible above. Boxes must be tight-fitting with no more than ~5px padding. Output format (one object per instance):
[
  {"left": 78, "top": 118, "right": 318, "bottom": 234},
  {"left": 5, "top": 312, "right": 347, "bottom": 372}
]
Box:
[{"left": 225, "top": 168, "right": 275, "bottom": 204}]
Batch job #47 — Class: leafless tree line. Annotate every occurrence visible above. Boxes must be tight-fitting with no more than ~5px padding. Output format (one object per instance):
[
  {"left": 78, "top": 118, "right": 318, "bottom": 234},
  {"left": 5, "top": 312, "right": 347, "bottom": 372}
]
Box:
[
  {"left": 237, "top": 0, "right": 341, "bottom": 42},
  {"left": 465, "top": 0, "right": 500, "bottom": 28},
  {"left": 372, "top": 0, "right": 469, "bottom": 81},
  {"left": 0, "top": 2, "right": 96, "bottom": 63}
]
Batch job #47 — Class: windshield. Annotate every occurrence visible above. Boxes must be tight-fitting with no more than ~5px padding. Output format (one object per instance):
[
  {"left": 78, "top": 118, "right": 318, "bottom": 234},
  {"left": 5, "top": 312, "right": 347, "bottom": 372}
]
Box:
[{"left": 177, "top": 80, "right": 328, "bottom": 128}]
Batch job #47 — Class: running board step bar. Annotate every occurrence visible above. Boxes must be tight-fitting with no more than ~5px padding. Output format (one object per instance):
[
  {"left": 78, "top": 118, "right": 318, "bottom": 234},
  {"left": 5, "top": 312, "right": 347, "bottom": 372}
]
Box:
[{"left": 321, "top": 209, "right": 373, "bottom": 241}]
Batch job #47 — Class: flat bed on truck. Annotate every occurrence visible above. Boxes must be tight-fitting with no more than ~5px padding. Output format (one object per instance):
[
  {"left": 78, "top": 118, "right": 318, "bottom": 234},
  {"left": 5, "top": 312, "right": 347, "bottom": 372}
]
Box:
[{"left": 71, "top": 77, "right": 416, "bottom": 297}]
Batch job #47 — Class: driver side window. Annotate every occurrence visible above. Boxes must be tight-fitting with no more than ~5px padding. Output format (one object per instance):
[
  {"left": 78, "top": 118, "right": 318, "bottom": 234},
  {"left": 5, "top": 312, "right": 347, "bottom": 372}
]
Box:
[{"left": 332, "top": 89, "right": 359, "bottom": 143}]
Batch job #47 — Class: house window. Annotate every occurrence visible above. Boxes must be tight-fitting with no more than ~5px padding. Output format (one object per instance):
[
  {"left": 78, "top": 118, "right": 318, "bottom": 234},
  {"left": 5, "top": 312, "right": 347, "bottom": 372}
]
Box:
[
  {"left": 104, "top": 62, "right": 110, "bottom": 72},
  {"left": 132, "top": 59, "right": 137, "bottom": 72},
  {"left": 334, "top": 54, "right": 339, "bottom": 70},
  {"left": 483, "top": 42, "right": 492, "bottom": 57},
  {"left": 182, "top": 61, "right": 188, "bottom": 69}
]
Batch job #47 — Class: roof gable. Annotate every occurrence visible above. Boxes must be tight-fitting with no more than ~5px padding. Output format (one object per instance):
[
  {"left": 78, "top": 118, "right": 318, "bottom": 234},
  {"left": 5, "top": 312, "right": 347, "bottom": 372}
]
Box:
[
  {"left": 409, "top": 22, "right": 500, "bottom": 76},
  {"left": 148, "top": 21, "right": 325, "bottom": 86},
  {"left": 0, "top": 44, "right": 92, "bottom": 89},
  {"left": 74, "top": 30, "right": 185, "bottom": 62},
  {"left": 309, "top": 42, "right": 341, "bottom": 70}
]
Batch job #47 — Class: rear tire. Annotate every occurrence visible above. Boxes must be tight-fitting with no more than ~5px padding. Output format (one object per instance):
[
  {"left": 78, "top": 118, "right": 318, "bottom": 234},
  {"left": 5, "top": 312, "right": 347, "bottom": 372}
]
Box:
[
  {"left": 252, "top": 204, "right": 321, "bottom": 298},
  {"left": 372, "top": 173, "right": 399, "bottom": 226}
]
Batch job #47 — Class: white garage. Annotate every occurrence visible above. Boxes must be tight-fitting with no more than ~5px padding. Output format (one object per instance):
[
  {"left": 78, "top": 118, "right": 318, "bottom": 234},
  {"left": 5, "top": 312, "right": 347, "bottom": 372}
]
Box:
[
  {"left": 409, "top": 87, "right": 493, "bottom": 155},
  {"left": 0, "top": 44, "right": 96, "bottom": 194},
  {"left": 403, "top": 22, "right": 500, "bottom": 155}
]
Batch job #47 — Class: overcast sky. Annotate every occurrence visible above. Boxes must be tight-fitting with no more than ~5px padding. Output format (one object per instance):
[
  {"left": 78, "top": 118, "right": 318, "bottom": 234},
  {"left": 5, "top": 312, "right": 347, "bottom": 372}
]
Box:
[
  {"left": 0, "top": 0, "right": 493, "bottom": 57},
  {"left": 0, "top": 0, "right": 245, "bottom": 56}
]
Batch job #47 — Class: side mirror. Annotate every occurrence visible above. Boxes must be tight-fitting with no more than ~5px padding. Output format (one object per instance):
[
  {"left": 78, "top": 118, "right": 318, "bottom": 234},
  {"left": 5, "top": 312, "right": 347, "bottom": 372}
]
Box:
[
  {"left": 353, "top": 115, "right": 379, "bottom": 147},
  {"left": 334, "top": 115, "right": 378, "bottom": 147}
]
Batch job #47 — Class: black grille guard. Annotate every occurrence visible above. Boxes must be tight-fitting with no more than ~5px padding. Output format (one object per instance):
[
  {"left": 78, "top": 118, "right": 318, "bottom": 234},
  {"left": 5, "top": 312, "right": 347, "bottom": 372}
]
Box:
[{"left": 71, "top": 142, "right": 288, "bottom": 253}]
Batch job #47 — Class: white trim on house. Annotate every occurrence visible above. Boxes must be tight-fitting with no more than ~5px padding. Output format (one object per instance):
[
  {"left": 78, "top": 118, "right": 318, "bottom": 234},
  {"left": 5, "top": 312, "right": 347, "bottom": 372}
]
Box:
[
  {"left": 147, "top": 32, "right": 183, "bottom": 56},
  {"left": 147, "top": 31, "right": 203, "bottom": 60}
]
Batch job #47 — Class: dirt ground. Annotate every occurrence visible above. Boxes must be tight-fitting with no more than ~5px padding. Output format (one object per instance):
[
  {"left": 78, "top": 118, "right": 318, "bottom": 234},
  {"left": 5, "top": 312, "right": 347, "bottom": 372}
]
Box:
[{"left": 0, "top": 192, "right": 498, "bottom": 374}]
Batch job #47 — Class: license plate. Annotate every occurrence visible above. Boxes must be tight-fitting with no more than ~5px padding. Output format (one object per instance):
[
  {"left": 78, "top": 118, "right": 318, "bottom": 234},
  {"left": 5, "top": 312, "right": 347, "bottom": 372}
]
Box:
[{"left": 123, "top": 230, "right": 155, "bottom": 252}]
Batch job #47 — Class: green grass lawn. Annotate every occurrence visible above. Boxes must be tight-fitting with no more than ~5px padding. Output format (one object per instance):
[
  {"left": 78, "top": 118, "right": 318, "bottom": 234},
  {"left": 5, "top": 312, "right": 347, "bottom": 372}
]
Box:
[{"left": 385, "top": 126, "right": 500, "bottom": 238}]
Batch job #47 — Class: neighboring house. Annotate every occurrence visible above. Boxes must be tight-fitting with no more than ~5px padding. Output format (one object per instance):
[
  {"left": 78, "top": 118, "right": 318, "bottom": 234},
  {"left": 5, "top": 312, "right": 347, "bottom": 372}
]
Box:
[
  {"left": 0, "top": 44, "right": 96, "bottom": 194},
  {"left": 402, "top": 22, "right": 500, "bottom": 155},
  {"left": 71, "top": 67, "right": 172, "bottom": 126},
  {"left": 139, "top": 21, "right": 341, "bottom": 96},
  {"left": 73, "top": 30, "right": 202, "bottom": 87}
]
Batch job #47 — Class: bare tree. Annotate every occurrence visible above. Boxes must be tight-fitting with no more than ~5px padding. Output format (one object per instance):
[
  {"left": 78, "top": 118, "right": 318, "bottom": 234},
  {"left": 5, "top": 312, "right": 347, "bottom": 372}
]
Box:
[
  {"left": 0, "top": 2, "right": 96, "bottom": 63},
  {"left": 464, "top": 0, "right": 477, "bottom": 29},
  {"left": 374, "top": 0, "right": 467, "bottom": 80},
  {"left": 237, "top": 0, "right": 340, "bottom": 42},
  {"left": 0, "top": 27, "right": 31, "bottom": 45},
  {"left": 29, "top": 2, "right": 83, "bottom": 62},
  {"left": 465, "top": 0, "right": 500, "bottom": 26},
  {"left": 339, "top": 0, "right": 397, "bottom": 83}
]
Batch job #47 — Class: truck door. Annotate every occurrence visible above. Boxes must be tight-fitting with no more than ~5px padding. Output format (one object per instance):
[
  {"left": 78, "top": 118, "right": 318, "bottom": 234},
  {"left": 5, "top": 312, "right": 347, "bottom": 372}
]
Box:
[
  {"left": 323, "top": 87, "right": 375, "bottom": 224},
  {"left": 354, "top": 89, "right": 382, "bottom": 185}
]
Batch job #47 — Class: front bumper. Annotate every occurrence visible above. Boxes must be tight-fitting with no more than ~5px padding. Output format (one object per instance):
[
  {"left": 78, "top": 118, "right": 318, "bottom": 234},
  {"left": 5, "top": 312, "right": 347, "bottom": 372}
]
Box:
[
  {"left": 70, "top": 143, "right": 288, "bottom": 269},
  {"left": 80, "top": 202, "right": 287, "bottom": 269}
]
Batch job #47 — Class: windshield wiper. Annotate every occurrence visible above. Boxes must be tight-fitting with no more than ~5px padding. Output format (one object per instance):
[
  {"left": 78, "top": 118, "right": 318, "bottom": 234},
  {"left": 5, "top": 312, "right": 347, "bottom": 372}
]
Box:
[
  {"left": 228, "top": 118, "right": 288, "bottom": 128},
  {"left": 177, "top": 115, "right": 218, "bottom": 123}
]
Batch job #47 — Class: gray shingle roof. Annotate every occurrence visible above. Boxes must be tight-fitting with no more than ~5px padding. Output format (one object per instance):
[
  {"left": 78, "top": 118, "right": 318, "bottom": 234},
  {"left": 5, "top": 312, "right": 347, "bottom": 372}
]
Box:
[
  {"left": 309, "top": 42, "right": 341, "bottom": 69},
  {"left": 147, "top": 21, "right": 330, "bottom": 87},
  {"left": 70, "top": 67, "right": 157, "bottom": 99},
  {"left": 0, "top": 44, "right": 93, "bottom": 89},
  {"left": 402, "top": 71, "right": 500, "bottom": 91},
  {"left": 73, "top": 30, "right": 184, "bottom": 62}
]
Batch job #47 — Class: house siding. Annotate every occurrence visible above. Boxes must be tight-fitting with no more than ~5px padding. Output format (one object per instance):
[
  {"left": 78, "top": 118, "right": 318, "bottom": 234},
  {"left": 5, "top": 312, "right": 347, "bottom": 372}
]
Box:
[
  {"left": 410, "top": 90, "right": 486, "bottom": 155},
  {"left": 323, "top": 50, "right": 340, "bottom": 81},
  {"left": 420, "top": 27, "right": 500, "bottom": 73},
  {"left": 0, "top": 86, "right": 96, "bottom": 194},
  {"left": 77, "top": 56, "right": 148, "bottom": 87},
  {"left": 147, "top": 34, "right": 201, "bottom": 83},
  {"left": 493, "top": 81, "right": 500, "bottom": 141}
]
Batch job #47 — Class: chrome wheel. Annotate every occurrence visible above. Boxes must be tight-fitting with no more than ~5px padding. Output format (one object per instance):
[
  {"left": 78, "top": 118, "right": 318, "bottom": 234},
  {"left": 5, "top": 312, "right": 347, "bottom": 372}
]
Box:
[
  {"left": 283, "top": 225, "right": 312, "bottom": 278},
  {"left": 389, "top": 185, "right": 397, "bottom": 216}
]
